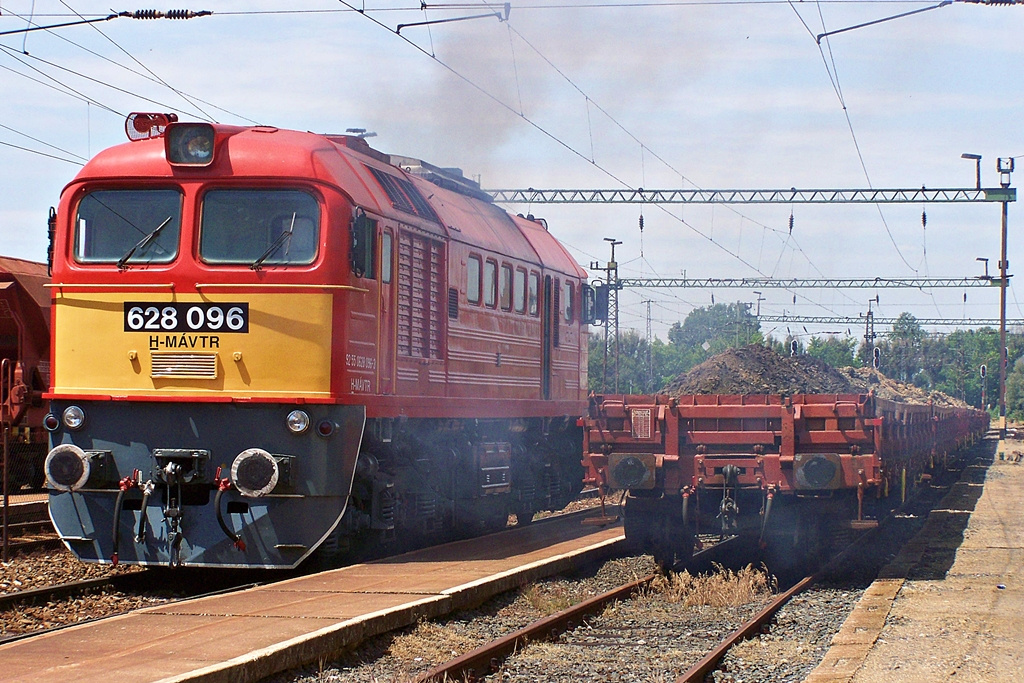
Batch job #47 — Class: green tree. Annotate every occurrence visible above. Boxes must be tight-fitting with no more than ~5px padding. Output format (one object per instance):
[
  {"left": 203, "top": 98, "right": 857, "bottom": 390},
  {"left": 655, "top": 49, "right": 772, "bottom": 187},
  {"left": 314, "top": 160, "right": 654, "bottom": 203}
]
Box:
[
  {"left": 589, "top": 301, "right": 763, "bottom": 393},
  {"left": 806, "top": 335, "right": 860, "bottom": 368}
]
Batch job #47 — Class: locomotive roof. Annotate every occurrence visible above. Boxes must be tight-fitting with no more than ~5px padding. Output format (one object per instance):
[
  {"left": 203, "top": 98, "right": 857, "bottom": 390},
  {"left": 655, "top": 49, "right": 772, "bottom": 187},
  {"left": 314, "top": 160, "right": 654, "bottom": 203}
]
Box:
[{"left": 68, "top": 124, "right": 586, "bottom": 280}]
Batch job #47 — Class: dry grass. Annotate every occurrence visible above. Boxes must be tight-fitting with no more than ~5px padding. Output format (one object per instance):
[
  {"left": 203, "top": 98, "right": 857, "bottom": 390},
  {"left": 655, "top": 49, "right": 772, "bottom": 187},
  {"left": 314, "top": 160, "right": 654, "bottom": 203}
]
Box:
[
  {"left": 652, "top": 563, "right": 776, "bottom": 607},
  {"left": 522, "top": 583, "right": 574, "bottom": 614},
  {"left": 386, "top": 621, "right": 479, "bottom": 664}
]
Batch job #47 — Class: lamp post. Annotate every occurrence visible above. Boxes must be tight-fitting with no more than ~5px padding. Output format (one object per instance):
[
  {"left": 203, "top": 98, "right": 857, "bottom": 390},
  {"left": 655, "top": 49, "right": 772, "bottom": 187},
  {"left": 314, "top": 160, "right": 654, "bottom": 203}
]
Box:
[
  {"left": 962, "top": 153, "right": 982, "bottom": 190},
  {"left": 976, "top": 256, "right": 990, "bottom": 281},
  {"left": 997, "top": 158, "right": 1014, "bottom": 435}
]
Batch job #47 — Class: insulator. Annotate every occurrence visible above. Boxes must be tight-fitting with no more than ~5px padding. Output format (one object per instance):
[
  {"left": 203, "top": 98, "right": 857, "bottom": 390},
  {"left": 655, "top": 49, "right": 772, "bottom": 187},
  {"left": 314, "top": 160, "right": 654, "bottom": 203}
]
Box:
[
  {"left": 921, "top": 209, "right": 927, "bottom": 228},
  {"left": 132, "top": 9, "right": 206, "bottom": 20},
  {"left": 638, "top": 214, "right": 644, "bottom": 232},
  {"left": 788, "top": 212, "right": 794, "bottom": 233}
]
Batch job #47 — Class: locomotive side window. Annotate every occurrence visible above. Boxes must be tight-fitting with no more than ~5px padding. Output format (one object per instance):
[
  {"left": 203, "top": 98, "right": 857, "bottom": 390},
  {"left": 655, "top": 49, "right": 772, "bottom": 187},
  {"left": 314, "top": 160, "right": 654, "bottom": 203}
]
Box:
[
  {"left": 528, "top": 271, "right": 540, "bottom": 316},
  {"left": 381, "top": 230, "right": 393, "bottom": 284},
  {"left": 199, "top": 189, "right": 319, "bottom": 266},
  {"left": 350, "top": 211, "right": 376, "bottom": 278},
  {"left": 500, "top": 264, "right": 513, "bottom": 311},
  {"left": 467, "top": 255, "right": 481, "bottom": 304},
  {"left": 74, "top": 189, "right": 182, "bottom": 264},
  {"left": 563, "top": 280, "right": 574, "bottom": 323},
  {"left": 484, "top": 259, "right": 497, "bottom": 308},
  {"left": 514, "top": 267, "right": 526, "bottom": 313}
]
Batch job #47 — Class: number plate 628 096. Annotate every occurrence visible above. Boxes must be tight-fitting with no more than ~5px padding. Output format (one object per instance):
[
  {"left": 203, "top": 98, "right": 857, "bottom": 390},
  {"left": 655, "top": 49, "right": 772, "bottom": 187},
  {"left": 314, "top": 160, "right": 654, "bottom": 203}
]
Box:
[{"left": 123, "top": 302, "right": 249, "bottom": 333}]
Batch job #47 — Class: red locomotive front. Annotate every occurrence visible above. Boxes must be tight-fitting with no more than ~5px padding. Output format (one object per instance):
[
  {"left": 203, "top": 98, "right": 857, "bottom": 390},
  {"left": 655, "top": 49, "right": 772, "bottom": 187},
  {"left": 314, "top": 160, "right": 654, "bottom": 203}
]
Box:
[{"left": 44, "top": 115, "right": 594, "bottom": 568}]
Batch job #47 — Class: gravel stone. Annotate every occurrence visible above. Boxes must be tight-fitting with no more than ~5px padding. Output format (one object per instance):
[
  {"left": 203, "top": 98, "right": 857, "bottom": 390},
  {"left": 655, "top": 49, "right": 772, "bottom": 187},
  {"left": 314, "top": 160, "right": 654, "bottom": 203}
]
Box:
[
  {"left": 0, "top": 547, "right": 150, "bottom": 637},
  {"left": 710, "top": 584, "right": 865, "bottom": 683}
]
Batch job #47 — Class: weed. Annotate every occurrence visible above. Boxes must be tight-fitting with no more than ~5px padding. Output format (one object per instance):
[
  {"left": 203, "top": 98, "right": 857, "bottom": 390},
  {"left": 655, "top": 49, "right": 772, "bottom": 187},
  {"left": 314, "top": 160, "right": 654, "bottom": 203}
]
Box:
[
  {"left": 653, "top": 563, "right": 776, "bottom": 606},
  {"left": 523, "top": 583, "right": 573, "bottom": 614}
]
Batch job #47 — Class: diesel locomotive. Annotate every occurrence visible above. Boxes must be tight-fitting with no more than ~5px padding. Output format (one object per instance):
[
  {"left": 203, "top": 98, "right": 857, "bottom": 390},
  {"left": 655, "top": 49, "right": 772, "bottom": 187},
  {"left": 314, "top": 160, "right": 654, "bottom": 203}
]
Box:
[{"left": 43, "top": 113, "right": 594, "bottom": 568}]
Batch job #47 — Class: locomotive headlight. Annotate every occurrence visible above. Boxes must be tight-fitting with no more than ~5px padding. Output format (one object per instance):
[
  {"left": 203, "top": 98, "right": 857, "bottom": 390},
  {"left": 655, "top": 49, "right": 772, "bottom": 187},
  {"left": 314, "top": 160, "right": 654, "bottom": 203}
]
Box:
[
  {"left": 230, "top": 448, "right": 280, "bottom": 498},
  {"left": 286, "top": 410, "right": 310, "bottom": 434},
  {"left": 62, "top": 405, "right": 86, "bottom": 431},
  {"left": 45, "top": 444, "right": 91, "bottom": 491},
  {"left": 166, "top": 123, "right": 215, "bottom": 166},
  {"left": 43, "top": 413, "right": 61, "bottom": 432}
]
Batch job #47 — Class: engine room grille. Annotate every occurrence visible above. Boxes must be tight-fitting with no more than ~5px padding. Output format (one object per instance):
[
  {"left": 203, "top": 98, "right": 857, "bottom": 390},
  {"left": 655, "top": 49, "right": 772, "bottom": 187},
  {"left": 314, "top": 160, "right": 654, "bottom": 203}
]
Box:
[{"left": 151, "top": 352, "right": 218, "bottom": 379}]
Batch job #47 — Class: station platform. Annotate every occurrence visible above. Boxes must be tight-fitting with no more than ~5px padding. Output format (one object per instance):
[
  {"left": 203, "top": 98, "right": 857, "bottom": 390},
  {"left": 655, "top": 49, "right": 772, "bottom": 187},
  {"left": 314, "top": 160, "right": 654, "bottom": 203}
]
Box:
[
  {"left": 806, "top": 436, "right": 1024, "bottom": 681},
  {"left": 0, "top": 513, "right": 623, "bottom": 683}
]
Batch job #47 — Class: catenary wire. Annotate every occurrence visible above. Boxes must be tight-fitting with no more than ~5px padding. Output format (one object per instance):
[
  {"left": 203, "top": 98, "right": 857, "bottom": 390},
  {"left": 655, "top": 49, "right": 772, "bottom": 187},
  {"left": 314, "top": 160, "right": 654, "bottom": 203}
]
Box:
[
  {"left": 0, "top": 6, "right": 260, "bottom": 125},
  {"left": 57, "top": 1, "right": 215, "bottom": 122}
]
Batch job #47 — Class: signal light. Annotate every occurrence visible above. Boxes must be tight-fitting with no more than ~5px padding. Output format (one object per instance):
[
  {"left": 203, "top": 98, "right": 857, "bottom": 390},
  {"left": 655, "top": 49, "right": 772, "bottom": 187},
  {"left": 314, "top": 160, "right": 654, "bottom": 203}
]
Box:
[
  {"left": 873, "top": 347, "right": 881, "bottom": 369},
  {"left": 316, "top": 419, "right": 335, "bottom": 437}
]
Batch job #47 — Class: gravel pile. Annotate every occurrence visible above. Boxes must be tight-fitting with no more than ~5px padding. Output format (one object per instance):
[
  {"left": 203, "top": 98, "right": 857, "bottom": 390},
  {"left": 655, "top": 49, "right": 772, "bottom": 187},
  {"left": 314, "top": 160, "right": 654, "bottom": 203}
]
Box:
[
  {"left": 662, "top": 344, "right": 968, "bottom": 408},
  {"left": 664, "top": 345, "right": 859, "bottom": 396},
  {"left": 842, "top": 367, "right": 969, "bottom": 407}
]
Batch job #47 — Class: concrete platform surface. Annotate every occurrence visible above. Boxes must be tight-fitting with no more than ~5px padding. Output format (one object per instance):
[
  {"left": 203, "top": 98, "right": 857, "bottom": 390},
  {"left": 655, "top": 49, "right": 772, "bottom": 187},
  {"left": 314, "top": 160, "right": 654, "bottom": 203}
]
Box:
[
  {"left": 806, "top": 437, "right": 1024, "bottom": 682},
  {"left": 0, "top": 514, "right": 624, "bottom": 683}
]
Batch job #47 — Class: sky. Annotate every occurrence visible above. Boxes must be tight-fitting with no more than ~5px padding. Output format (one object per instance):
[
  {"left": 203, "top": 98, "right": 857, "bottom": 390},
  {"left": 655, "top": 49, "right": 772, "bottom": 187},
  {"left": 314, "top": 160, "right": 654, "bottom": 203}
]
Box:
[{"left": 1, "top": 0, "right": 1023, "bottom": 342}]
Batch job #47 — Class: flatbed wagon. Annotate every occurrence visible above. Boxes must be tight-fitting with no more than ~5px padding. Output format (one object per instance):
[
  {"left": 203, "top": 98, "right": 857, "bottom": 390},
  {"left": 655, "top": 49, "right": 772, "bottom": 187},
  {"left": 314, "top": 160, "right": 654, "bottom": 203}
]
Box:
[{"left": 582, "top": 392, "right": 989, "bottom": 566}]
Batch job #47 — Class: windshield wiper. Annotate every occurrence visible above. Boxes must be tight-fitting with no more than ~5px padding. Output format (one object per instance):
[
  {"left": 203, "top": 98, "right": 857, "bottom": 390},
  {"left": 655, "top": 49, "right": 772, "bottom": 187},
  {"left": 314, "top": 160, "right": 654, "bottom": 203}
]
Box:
[
  {"left": 250, "top": 213, "right": 295, "bottom": 271},
  {"left": 117, "top": 216, "right": 173, "bottom": 270}
]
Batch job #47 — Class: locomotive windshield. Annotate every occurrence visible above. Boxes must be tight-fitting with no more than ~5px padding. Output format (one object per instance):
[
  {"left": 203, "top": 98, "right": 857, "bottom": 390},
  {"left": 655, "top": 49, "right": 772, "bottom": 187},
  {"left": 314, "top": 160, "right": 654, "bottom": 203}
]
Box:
[
  {"left": 74, "top": 189, "right": 182, "bottom": 264},
  {"left": 199, "top": 189, "right": 319, "bottom": 266}
]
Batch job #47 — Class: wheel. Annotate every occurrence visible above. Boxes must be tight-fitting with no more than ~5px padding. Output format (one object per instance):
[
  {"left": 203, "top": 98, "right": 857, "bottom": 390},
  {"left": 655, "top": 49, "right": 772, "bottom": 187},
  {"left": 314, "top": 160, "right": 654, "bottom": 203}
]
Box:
[{"left": 515, "top": 503, "right": 535, "bottom": 526}]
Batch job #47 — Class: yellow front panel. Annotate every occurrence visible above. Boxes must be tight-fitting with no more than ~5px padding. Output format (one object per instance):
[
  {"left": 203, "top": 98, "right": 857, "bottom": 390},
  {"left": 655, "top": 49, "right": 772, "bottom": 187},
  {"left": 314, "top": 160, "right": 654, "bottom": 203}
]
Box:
[{"left": 52, "top": 292, "right": 333, "bottom": 397}]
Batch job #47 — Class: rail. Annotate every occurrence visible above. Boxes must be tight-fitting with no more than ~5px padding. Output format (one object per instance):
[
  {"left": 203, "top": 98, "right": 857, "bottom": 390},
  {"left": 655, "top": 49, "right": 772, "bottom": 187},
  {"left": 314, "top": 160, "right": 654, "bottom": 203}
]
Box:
[
  {"left": 415, "top": 535, "right": 735, "bottom": 682},
  {"left": 676, "top": 506, "right": 886, "bottom": 682}
]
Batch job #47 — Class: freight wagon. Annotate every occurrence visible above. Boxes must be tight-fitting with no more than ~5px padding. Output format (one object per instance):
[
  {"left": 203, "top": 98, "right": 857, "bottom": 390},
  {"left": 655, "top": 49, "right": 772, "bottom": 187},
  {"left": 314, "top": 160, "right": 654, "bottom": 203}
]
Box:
[
  {"left": 582, "top": 392, "right": 989, "bottom": 568},
  {"left": 0, "top": 256, "right": 50, "bottom": 491}
]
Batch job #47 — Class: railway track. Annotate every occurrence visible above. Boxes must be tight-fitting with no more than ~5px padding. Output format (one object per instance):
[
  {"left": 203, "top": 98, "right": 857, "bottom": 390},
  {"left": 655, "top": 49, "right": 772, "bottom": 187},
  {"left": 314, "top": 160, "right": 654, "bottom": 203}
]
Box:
[
  {"left": 0, "top": 504, "right": 625, "bottom": 682},
  {"left": 1, "top": 500, "right": 57, "bottom": 556},
  {"left": 412, "top": 535, "right": 741, "bottom": 682},
  {"left": 0, "top": 496, "right": 612, "bottom": 646},
  {"left": 404, "top": 441, "right": 990, "bottom": 683}
]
